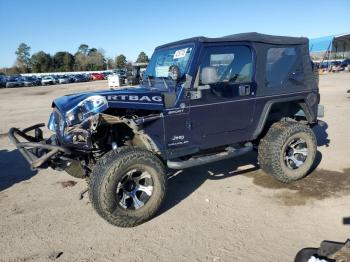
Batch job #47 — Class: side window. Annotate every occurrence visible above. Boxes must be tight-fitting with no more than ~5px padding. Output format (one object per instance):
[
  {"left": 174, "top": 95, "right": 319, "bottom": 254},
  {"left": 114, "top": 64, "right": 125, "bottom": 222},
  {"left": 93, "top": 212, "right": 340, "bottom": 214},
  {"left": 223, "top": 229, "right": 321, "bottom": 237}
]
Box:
[
  {"left": 266, "top": 47, "right": 303, "bottom": 88},
  {"left": 199, "top": 45, "right": 253, "bottom": 85}
]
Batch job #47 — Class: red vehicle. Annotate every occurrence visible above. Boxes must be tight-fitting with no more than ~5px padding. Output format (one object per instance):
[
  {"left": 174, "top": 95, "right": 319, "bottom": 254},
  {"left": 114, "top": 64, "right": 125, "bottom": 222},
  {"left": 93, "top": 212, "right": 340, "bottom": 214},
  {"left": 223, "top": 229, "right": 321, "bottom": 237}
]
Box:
[{"left": 90, "top": 73, "right": 105, "bottom": 81}]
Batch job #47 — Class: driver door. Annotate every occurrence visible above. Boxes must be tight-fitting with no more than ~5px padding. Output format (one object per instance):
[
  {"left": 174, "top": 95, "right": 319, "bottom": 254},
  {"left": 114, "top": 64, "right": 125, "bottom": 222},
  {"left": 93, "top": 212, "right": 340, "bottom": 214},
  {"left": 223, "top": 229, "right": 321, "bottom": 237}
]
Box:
[{"left": 189, "top": 44, "right": 257, "bottom": 149}]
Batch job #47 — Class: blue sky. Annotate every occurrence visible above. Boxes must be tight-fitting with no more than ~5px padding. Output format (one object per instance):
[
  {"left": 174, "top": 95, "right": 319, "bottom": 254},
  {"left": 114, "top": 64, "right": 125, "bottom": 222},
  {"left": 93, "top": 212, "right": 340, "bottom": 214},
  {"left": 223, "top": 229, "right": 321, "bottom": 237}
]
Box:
[{"left": 1, "top": 0, "right": 349, "bottom": 67}]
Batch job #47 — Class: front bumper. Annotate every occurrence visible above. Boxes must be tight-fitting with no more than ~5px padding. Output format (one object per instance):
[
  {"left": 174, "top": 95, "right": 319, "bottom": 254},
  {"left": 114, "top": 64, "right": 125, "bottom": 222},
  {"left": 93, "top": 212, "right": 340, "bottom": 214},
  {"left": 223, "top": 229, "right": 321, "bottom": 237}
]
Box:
[{"left": 8, "top": 123, "right": 71, "bottom": 170}]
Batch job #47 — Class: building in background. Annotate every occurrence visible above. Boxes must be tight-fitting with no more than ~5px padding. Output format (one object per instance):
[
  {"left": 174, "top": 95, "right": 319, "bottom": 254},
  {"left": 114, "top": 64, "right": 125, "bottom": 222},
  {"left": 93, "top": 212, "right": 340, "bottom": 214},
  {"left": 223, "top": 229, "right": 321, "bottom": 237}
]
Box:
[{"left": 310, "top": 33, "right": 350, "bottom": 62}]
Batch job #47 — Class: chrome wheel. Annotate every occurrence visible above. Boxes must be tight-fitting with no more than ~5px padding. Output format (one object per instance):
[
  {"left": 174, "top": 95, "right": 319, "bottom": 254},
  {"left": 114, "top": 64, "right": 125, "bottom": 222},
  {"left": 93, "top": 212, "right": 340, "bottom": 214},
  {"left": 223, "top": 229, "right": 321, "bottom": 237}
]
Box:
[
  {"left": 284, "top": 138, "right": 308, "bottom": 170},
  {"left": 116, "top": 169, "right": 154, "bottom": 210}
]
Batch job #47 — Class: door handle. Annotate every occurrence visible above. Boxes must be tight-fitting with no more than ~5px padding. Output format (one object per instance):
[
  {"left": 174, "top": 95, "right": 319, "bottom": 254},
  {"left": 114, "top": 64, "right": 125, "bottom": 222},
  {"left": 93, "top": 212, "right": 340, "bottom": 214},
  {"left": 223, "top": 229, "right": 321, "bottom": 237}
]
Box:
[{"left": 239, "top": 85, "right": 250, "bottom": 96}]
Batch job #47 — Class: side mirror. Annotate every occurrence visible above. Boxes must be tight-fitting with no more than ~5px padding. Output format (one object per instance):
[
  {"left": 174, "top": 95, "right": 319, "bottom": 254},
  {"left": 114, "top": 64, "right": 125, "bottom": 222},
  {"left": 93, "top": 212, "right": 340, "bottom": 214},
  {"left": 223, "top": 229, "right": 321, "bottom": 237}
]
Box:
[{"left": 200, "top": 66, "right": 218, "bottom": 85}]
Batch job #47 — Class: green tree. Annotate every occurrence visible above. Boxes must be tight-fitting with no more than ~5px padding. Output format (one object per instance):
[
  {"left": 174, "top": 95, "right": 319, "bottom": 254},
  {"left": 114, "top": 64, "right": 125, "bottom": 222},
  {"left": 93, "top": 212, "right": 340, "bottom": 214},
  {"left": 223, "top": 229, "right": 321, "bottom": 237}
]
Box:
[
  {"left": 77, "top": 44, "right": 89, "bottom": 55},
  {"left": 136, "top": 51, "right": 149, "bottom": 64},
  {"left": 106, "top": 58, "right": 115, "bottom": 70},
  {"left": 88, "top": 48, "right": 98, "bottom": 55},
  {"left": 74, "top": 44, "right": 89, "bottom": 70},
  {"left": 62, "top": 52, "right": 75, "bottom": 71},
  {"left": 53, "top": 52, "right": 74, "bottom": 72},
  {"left": 87, "top": 49, "right": 106, "bottom": 70},
  {"left": 0, "top": 66, "right": 20, "bottom": 75},
  {"left": 115, "top": 54, "right": 127, "bottom": 68},
  {"left": 74, "top": 44, "right": 107, "bottom": 71},
  {"left": 74, "top": 52, "right": 87, "bottom": 71},
  {"left": 15, "top": 43, "right": 31, "bottom": 72},
  {"left": 31, "top": 51, "right": 52, "bottom": 73}
]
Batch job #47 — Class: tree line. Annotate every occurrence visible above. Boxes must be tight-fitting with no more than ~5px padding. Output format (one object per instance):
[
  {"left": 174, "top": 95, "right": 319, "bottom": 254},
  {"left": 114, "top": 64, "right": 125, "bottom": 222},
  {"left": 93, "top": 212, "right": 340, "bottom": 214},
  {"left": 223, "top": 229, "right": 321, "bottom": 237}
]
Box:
[{"left": 0, "top": 43, "right": 150, "bottom": 74}]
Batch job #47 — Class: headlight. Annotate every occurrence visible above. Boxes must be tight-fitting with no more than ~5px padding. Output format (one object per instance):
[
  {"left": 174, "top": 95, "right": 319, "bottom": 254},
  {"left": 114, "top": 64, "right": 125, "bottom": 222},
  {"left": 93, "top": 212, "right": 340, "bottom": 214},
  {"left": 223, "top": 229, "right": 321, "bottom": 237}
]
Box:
[
  {"left": 48, "top": 111, "right": 57, "bottom": 133},
  {"left": 66, "top": 95, "right": 108, "bottom": 126},
  {"left": 48, "top": 110, "right": 66, "bottom": 134}
]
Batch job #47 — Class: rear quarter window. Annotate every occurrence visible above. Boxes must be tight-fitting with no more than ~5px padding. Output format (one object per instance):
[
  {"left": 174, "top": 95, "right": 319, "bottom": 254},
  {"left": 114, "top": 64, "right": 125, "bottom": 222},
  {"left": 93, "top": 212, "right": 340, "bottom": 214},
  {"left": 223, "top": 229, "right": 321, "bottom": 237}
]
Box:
[{"left": 266, "top": 47, "right": 302, "bottom": 88}]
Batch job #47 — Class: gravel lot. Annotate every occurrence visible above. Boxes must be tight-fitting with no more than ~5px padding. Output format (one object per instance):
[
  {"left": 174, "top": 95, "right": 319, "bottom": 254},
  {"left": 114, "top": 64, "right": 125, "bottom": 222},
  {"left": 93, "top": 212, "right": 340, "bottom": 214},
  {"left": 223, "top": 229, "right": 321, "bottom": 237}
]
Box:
[{"left": 0, "top": 74, "right": 349, "bottom": 262}]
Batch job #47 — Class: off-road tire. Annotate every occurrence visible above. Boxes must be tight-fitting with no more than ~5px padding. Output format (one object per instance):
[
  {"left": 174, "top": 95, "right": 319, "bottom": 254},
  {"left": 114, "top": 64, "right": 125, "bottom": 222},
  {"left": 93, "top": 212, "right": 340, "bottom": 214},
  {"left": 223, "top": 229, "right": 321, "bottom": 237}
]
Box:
[
  {"left": 89, "top": 147, "right": 167, "bottom": 227},
  {"left": 258, "top": 121, "right": 317, "bottom": 183}
]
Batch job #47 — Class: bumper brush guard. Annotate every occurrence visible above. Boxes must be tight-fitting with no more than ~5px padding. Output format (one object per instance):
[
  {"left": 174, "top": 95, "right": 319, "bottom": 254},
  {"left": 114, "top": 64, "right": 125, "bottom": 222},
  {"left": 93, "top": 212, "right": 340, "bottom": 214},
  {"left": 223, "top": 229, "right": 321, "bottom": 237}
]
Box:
[{"left": 8, "top": 123, "right": 71, "bottom": 169}]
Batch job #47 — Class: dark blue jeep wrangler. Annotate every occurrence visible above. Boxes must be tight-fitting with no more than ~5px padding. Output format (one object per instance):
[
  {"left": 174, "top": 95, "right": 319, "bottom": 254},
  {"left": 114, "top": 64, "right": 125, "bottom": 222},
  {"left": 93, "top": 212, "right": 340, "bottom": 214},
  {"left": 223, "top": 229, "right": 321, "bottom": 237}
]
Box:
[{"left": 9, "top": 33, "right": 323, "bottom": 227}]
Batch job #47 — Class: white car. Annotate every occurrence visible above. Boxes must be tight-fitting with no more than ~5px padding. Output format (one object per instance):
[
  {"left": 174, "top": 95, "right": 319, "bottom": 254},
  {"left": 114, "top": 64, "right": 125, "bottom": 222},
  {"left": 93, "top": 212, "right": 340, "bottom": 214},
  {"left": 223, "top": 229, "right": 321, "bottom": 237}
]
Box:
[
  {"left": 57, "top": 76, "right": 69, "bottom": 84},
  {"left": 41, "top": 76, "right": 56, "bottom": 85}
]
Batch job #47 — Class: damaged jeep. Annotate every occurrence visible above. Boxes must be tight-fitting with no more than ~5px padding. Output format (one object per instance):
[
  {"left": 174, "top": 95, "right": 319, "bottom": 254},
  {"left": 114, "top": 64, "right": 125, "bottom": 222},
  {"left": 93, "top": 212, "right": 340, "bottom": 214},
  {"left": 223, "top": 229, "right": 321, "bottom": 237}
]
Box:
[{"left": 9, "top": 33, "right": 323, "bottom": 227}]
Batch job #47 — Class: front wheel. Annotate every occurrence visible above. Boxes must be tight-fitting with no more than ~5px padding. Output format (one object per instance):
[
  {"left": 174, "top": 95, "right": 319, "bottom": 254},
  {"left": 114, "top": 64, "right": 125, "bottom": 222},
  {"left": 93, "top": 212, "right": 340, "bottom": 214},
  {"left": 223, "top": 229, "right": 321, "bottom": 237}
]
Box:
[
  {"left": 89, "top": 147, "right": 167, "bottom": 227},
  {"left": 258, "top": 121, "right": 317, "bottom": 183}
]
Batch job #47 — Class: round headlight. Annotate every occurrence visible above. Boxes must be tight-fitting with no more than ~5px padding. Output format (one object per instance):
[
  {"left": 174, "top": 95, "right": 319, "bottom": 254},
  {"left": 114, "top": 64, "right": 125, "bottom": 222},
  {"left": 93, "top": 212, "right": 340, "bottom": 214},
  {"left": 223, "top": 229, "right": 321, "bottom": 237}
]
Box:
[
  {"left": 48, "top": 112, "right": 57, "bottom": 133},
  {"left": 66, "top": 95, "right": 108, "bottom": 126}
]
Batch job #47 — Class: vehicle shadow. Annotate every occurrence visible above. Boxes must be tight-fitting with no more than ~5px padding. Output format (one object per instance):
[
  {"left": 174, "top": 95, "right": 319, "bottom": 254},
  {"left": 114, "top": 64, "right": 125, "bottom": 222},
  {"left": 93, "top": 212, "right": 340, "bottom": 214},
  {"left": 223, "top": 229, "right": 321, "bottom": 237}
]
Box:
[
  {"left": 159, "top": 127, "right": 325, "bottom": 216},
  {"left": 158, "top": 151, "right": 260, "bottom": 216},
  {"left": 0, "top": 149, "right": 37, "bottom": 192}
]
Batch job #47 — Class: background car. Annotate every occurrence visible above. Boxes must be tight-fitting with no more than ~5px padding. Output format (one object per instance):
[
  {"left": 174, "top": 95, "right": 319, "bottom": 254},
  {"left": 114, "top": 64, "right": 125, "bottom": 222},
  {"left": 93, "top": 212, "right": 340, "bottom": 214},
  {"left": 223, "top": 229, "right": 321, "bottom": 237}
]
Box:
[
  {"left": 329, "top": 61, "right": 341, "bottom": 72},
  {"left": 57, "top": 75, "right": 69, "bottom": 84},
  {"left": 41, "top": 76, "right": 56, "bottom": 85},
  {"left": 23, "top": 76, "right": 40, "bottom": 87},
  {"left": 31, "top": 76, "right": 41, "bottom": 85},
  {"left": 0, "top": 75, "right": 7, "bottom": 88},
  {"left": 90, "top": 73, "right": 104, "bottom": 81},
  {"left": 72, "top": 74, "right": 87, "bottom": 82},
  {"left": 340, "top": 59, "right": 350, "bottom": 71},
  {"left": 6, "top": 76, "right": 24, "bottom": 88},
  {"left": 102, "top": 72, "right": 112, "bottom": 80},
  {"left": 317, "top": 61, "right": 329, "bottom": 69},
  {"left": 66, "top": 75, "right": 76, "bottom": 83}
]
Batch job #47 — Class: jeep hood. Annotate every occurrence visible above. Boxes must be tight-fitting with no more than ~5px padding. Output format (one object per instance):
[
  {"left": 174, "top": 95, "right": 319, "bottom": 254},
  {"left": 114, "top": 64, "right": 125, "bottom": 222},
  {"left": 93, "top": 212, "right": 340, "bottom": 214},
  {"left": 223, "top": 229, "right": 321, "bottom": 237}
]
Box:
[{"left": 53, "top": 86, "right": 165, "bottom": 113}]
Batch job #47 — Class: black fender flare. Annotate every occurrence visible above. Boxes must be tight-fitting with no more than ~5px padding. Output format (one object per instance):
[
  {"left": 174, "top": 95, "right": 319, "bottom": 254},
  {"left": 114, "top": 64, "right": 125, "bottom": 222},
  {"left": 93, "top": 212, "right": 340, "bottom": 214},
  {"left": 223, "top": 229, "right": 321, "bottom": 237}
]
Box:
[{"left": 252, "top": 96, "right": 315, "bottom": 139}]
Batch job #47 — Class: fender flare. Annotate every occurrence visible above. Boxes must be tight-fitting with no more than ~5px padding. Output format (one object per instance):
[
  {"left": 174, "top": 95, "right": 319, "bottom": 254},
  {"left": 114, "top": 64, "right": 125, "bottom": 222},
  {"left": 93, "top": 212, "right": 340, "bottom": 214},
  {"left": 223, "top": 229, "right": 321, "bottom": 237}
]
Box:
[{"left": 252, "top": 96, "right": 313, "bottom": 139}]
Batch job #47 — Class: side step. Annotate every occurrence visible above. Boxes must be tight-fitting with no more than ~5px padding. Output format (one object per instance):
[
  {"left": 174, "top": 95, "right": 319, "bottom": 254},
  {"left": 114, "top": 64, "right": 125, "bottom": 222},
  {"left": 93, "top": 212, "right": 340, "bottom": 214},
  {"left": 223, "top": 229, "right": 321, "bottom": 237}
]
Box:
[{"left": 167, "top": 143, "right": 253, "bottom": 169}]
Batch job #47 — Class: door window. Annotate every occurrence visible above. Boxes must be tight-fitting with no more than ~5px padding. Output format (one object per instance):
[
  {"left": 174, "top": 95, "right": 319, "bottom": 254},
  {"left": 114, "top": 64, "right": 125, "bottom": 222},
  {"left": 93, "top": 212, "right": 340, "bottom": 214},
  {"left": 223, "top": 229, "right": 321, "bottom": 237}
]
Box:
[{"left": 199, "top": 45, "right": 253, "bottom": 85}]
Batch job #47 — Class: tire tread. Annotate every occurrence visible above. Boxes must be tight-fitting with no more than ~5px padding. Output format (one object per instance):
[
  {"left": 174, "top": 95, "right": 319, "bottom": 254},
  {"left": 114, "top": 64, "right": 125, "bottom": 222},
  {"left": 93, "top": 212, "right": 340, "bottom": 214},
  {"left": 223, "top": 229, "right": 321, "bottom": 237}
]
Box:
[
  {"left": 89, "top": 147, "right": 167, "bottom": 227},
  {"left": 258, "top": 121, "right": 317, "bottom": 183}
]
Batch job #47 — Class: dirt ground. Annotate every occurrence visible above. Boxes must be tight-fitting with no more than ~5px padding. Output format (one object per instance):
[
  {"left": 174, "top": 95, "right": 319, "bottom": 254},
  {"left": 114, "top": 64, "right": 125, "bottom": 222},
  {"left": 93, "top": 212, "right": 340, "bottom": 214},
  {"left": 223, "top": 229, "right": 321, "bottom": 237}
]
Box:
[{"left": 0, "top": 74, "right": 349, "bottom": 262}]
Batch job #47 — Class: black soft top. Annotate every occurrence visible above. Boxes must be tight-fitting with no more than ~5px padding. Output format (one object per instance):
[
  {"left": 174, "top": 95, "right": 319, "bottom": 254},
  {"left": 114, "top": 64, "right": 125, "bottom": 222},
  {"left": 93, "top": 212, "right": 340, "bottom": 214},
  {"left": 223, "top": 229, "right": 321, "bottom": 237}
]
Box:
[{"left": 156, "top": 32, "right": 308, "bottom": 49}]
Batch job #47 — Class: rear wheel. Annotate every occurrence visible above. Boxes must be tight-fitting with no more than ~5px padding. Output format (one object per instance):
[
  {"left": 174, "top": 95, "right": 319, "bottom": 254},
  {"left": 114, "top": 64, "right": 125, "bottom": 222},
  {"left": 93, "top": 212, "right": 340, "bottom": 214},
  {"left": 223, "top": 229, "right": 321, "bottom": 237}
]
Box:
[
  {"left": 89, "top": 147, "right": 167, "bottom": 227},
  {"left": 258, "top": 121, "right": 317, "bottom": 183}
]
